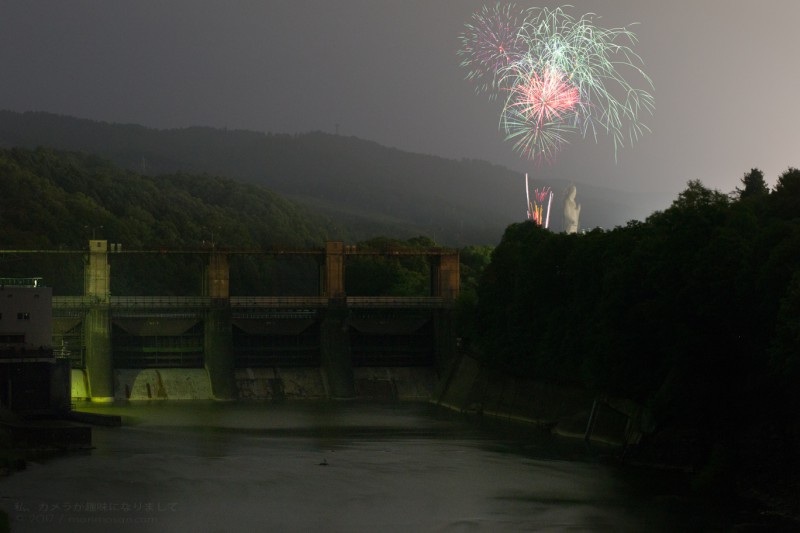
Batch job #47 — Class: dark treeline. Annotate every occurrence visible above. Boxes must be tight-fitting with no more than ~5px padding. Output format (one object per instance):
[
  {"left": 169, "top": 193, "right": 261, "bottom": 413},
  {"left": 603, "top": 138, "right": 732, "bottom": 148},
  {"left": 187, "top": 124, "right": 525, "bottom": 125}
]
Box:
[
  {"left": 465, "top": 169, "right": 800, "bottom": 507},
  {"left": 346, "top": 236, "right": 437, "bottom": 297}
]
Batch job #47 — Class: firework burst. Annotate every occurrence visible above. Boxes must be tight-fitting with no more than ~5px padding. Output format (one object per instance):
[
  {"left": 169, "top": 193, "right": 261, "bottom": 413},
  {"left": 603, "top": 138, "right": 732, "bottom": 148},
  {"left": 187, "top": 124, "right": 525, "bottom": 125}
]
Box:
[
  {"left": 459, "top": 4, "right": 654, "bottom": 162},
  {"left": 457, "top": 3, "right": 528, "bottom": 97},
  {"left": 512, "top": 6, "right": 655, "bottom": 158},
  {"left": 501, "top": 63, "right": 581, "bottom": 159},
  {"left": 506, "top": 66, "right": 580, "bottom": 127}
]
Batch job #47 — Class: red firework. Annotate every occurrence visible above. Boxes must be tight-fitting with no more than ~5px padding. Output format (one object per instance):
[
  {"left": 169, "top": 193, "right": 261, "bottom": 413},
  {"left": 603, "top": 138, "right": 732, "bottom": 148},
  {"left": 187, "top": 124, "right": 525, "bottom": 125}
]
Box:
[{"left": 507, "top": 66, "right": 580, "bottom": 128}]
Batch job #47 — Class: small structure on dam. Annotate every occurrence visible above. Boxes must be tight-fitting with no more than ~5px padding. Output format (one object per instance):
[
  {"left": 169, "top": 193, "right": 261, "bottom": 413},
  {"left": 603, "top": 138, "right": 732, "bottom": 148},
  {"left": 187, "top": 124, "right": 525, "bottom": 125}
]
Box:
[
  {"left": 0, "top": 277, "right": 94, "bottom": 452},
  {"left": 0, "top": 277, "right": 71, "bottom": 414}
]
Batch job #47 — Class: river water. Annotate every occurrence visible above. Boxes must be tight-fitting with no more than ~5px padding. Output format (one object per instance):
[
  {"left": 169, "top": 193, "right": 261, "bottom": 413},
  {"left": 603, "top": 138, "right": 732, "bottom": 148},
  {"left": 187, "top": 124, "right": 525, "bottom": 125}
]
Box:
[{"left": 2, "top": 401, "right": 713, "bottom": 532}]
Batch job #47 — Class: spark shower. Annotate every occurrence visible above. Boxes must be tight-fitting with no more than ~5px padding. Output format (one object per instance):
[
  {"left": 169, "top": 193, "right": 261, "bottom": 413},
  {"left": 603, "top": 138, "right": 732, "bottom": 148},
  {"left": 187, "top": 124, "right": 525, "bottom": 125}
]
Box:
[{"left": 458, "top": 4, "right": 654, "bottom": 163}]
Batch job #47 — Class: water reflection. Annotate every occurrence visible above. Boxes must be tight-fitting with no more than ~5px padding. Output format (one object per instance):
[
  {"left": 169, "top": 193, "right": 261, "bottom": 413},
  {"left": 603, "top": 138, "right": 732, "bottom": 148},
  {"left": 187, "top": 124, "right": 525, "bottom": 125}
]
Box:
[{"left": 1, "top": 401, "right": 703, "bottom": 532}]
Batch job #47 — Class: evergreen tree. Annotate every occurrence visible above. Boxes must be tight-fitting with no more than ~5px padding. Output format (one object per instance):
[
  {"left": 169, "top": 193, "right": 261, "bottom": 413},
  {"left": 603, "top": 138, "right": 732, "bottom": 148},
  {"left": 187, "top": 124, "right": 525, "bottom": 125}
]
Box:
[{"left": 736, "top": 168, "right": 769, "bottom": 199}]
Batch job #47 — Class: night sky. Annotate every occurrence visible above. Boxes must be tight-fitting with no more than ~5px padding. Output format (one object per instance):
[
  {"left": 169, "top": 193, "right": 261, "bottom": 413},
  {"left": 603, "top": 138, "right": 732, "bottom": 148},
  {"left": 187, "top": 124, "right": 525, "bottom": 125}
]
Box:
[{"left": 1, "top": 1, "right": 798, "bottom": 213}]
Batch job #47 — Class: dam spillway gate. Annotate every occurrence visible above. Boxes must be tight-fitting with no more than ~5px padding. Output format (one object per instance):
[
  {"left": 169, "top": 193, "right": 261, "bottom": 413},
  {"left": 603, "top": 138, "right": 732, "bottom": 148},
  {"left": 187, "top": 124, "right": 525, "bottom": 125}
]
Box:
[{"left": 18, "top": 241, "right": 460, "bottom": 401}]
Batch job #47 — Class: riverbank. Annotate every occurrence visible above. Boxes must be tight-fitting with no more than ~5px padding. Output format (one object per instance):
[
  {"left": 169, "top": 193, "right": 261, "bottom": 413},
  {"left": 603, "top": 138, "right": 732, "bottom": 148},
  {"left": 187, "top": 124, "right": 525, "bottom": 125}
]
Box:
[
  {"left": 434, "top": 352, "right": 800, "bottom": 530},
  {"left": 434, "top": 353, "right": 633, "bottom": 447}
]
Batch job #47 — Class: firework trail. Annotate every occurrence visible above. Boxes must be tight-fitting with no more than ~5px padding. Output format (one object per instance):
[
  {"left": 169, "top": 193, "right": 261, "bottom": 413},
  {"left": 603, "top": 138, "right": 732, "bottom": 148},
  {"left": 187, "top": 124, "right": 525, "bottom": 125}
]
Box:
[
  {"left": 525, "top": 174, "right": 554, "bottom": 228},
  {"left": 529, "top": 187, "right": 553, "bottom": 227}
]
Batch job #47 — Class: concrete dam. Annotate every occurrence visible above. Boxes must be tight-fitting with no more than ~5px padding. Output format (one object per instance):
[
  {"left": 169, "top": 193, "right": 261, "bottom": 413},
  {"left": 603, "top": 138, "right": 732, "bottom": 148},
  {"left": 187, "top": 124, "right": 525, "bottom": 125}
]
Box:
[{"left": 37, "top": 240, "right": 459, "bottom": 402}]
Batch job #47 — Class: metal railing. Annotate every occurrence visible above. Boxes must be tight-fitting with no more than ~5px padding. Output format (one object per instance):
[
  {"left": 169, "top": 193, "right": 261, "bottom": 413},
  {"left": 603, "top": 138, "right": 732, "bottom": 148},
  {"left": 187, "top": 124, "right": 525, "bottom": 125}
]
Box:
[
  {"left": 231, "top": 296, "right": 328, "bottom": 308},
  {"left": 53, "top": 296, "right": 97, "bottom": 309},
  {"left": 346, "top": 296, "right": 447, "bottom": 308},
  {"left": 53, "top": 295, "right": 451, "bottom": 310},
  {"left": 111, "top": 296, "right": 212, "bottom": 309}
]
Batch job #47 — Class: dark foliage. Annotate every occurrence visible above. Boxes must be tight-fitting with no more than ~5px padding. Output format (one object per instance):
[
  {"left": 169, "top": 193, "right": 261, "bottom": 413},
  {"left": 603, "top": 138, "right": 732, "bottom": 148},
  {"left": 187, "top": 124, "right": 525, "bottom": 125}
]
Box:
[
  {"left": 467, "top": 169, "right": 800, "bottom": 507},
  {"left": 0, "top": 147, "right": 340, "bottom": 294}
]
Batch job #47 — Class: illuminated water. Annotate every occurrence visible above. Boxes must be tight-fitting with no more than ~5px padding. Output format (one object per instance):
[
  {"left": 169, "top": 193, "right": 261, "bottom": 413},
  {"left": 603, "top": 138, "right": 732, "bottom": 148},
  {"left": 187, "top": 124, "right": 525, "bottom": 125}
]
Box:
[{"left": 1, "top": 402, "right": 708, "bottom": 532}]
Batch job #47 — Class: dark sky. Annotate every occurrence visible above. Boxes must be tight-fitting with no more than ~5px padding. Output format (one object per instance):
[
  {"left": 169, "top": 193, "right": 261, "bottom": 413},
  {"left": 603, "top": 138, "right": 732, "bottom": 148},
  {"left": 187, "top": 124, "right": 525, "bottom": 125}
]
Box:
[{"left": 1, "top": 1, "right": 798, "bottom": 213}]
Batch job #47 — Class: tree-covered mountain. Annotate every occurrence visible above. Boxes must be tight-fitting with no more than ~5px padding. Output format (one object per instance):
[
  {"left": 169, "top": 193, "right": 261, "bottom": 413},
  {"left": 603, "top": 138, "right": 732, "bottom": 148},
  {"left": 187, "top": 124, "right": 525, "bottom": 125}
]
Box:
[
  {"left": 0, "top": 147, "right": 342, "bottom": 295},
  {"left": 0, "top": 146, "right": 335, "bottom": 249},
  {"left": 0, "top": 110, "right": 663, "bottom": 245}
]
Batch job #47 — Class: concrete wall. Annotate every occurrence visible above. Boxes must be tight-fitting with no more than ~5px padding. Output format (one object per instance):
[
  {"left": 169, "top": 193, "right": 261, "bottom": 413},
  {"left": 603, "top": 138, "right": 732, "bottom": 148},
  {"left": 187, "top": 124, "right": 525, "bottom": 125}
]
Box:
[
  {"left": 71, "top": 365, "right": 440, "bottom": 402},
  {"left": 436, "top": 353, "right": 633, "bottom": 446},
  {"left": 354, "top": 367, "right": 437, "bottom": 401},
  {"left": 0, "top": 360, "right": 71, "bottom": 413},
  {"left": 115, "top": 369, "right": 214, "bottom": 400},
  {"left": 71, "top": 369, "right": 89, "bottom": 400},
  {"left": 232, "top": 367, "right": 437, "bottom": 401},
  {"left": 235, "top": 368, "right": 327, "bottom": 400}
]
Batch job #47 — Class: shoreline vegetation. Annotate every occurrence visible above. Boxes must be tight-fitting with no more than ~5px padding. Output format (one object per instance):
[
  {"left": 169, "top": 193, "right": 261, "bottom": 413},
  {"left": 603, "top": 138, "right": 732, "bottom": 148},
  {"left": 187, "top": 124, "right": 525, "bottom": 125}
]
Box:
[{"left": 455, "top": 170, "right": 800, "bottom": 529}]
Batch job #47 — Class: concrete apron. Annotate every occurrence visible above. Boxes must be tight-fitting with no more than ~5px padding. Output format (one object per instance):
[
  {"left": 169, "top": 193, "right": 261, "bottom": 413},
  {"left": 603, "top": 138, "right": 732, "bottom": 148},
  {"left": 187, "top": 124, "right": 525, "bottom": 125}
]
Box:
[{"left": 70, "top": 367, "right": 438, "bottom": 402}]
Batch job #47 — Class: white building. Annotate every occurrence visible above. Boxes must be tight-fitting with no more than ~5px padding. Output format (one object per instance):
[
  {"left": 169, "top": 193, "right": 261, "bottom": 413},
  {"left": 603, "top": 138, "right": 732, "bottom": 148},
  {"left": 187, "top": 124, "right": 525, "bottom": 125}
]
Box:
[{"left": 0, "top": 278, "right": 53, "bottom": 355}]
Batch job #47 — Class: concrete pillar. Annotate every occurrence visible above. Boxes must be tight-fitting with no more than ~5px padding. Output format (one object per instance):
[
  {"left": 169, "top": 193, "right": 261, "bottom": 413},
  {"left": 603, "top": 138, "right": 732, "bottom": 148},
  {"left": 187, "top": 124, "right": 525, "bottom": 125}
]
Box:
[
  {"left": 319, "top": 242, "right": 354, "bottom": 397},
  {"left": 86, "top": 240, "right": 110, "bottom": 303},
  {"left": 431, "top": 251, "right": 460, "bottom": 375},
  {"left": 430, "top": 252, "right": 460, "bottom": 300},
  {"left": 204, "top": 303, "right": 236, "bottom": 400},
  {"left": 84, "top": 307, "right": 113, "bottom": 401},
  {"left": 84, "top": 240, "right": 113, "bottom": 402},
  {"left": 324, "top": 241, "right": 345, "bottom": 298},
  {"left": 206, "top": 252, "right": 230, "bottom": 299},
  {"left": 433, "top": 309, "right": 458, "bottom": 377},
  {"left": 320, "top": 300, "right": 355, "bottom": 399},
  {"left": 204, "top": 252, "right": 235, "bottom": 399},
  {"left": 49, "top": 354, "right": 72, "bottom": 413}
]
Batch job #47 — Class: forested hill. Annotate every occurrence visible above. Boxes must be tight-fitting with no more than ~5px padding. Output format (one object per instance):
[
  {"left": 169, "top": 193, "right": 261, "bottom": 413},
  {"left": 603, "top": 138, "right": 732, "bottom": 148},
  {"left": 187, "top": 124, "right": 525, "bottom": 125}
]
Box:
[
  {"left": 468, "top": 171, "right": 800, "bottom": 516},
  {"left": 0, "top": 110, "right": 658, "bottom": 245},
  {"left": 0, "top": 146, "right": 336, "bottom": 250}
]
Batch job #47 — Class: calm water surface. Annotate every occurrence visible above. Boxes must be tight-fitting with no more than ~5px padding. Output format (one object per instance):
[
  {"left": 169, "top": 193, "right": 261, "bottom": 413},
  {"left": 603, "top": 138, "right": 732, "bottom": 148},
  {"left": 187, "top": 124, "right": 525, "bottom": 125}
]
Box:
[{"left": 1, "top": 401, "right": 709, "bottom": 532}]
